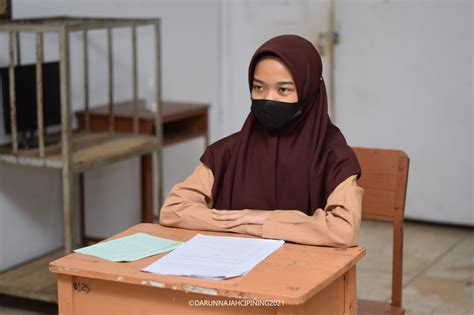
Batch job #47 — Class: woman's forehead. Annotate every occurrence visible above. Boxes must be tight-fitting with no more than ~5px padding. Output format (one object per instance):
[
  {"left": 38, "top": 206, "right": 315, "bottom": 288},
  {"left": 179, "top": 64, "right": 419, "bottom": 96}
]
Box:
[{"left": 253, "top": 56, "right": 294, "bottom": 83}]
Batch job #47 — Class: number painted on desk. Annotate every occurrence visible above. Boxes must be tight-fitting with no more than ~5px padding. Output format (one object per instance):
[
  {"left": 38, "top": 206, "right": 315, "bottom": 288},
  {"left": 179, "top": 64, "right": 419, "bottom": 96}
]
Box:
[{"left": 73, "top": 281, "right": 91, "bottom": 293}]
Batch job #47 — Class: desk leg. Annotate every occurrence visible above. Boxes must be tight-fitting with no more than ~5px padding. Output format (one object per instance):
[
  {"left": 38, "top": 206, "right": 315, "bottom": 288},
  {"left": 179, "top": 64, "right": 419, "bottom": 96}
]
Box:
[
  {"left": 343, "top": 266, "right": 357, "bottom": 315},
  {"left": 79, "top": 173, "right": 86, "bottom": 246},
  {"left": 276, "top": 266, "right": 357, "bottom": 315},
  {"left": 57, "top": 274, "right": 74, "bottom": 315},
  {"left": 141, "top": 154, "right": 154, "bottom": 223}
]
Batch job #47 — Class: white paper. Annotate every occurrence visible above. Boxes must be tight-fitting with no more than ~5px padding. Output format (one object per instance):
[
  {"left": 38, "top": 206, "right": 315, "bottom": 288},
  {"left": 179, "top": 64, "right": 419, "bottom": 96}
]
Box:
[{"left": 142, "top": 234, "right": 284, "bottom": 280}]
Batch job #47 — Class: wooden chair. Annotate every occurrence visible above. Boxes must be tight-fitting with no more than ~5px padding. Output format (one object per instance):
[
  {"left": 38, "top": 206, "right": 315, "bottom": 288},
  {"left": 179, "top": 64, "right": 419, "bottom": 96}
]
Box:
[{"left": 352, "top": 147, "right": 410, "bottom": 315}]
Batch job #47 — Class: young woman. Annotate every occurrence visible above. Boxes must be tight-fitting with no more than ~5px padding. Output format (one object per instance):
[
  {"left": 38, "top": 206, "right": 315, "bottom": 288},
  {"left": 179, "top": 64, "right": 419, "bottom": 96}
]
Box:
[{"left": 159, "top": 35, "right": 363, "bottom": 247}]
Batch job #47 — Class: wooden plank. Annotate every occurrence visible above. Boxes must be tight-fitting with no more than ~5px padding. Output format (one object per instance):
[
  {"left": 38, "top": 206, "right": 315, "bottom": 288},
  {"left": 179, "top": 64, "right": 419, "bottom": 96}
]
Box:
[
  {"left": 36, "top": 32, "right": 45, "bottom": 158},
  {"left": 71, "top": 133, "right": 157, "bottom": 172},
  {"left": 356, "top": 173, "right": 398, "bottom": 192},
  {"left": 60, "top": 276, "right": 277, "bottom": 315},
  {"left": 394, "top": 154, "right": 410, "bottom": 211},
  {"left": 8, "top": 31, "right": 18, "bottom": 155},
  {"left": 358, "top": 300, "right": 405, "bottom": 315},
  {"left": 352, "top": 147, "right": 401, "bottom": 175},
  {"left": 0, "top": 132, "right": 85, "bottom": 168},
  {"left": 352, "top": 147, "right": 408, "bottom": 221},
  {"left": 343, "top": 266, "right": 357, "bottom": 315},
  {"left": 58, "top": 274, "right": 347, "bottom": 314},
  {"left": 0, "top": 250, "right": 63, "bottom": 303},
  {"left": 392, "top": 154, "right": 409, "bottom": 308},
  {"left": 361, "top": 188, "right": 396, "bottom": 221},
  {"left": 77, "top": 115, "right": 154, "bottom": 135},
  {"left": 57, "top": 275, "right": 74, "bottom": 313},
  {"left": 75, "top": 99, "right": 209, "bottom": 123},
  {"left": 0, "top": 24, "right": 59, "bottom": 33},
  {"left": 0, "top": 132, "right": 158, "bottom": 171}
]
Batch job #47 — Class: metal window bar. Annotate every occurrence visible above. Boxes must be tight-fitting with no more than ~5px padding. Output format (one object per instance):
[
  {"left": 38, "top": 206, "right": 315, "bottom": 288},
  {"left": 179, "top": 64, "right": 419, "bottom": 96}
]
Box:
[
  {"left": 132, "top": 25, "right": 139, "bottom": 134},
  {"left": 8, "top": 31, "right": 18, "bottom": 154},
  {"left": 154, "top": 20, "right": 163, "bottom": 211},
  {"left": 107, "top": 27, "right": 114, "bottom": 132},
  {"left": 15, "top": 32, "right": 21, "bottom": 65},
  {"left": 36, "top": 32, "right": 45, "bottom": 158},
  {"left": 59, "top": 25, "right": 75, "bottom": 253},
  {"left": 83, "top": 29, "right": 90, "bottom": 131}
]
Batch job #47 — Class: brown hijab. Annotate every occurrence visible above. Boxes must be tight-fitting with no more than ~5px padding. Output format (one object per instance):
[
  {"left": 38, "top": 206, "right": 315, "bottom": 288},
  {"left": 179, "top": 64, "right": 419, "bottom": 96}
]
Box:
[{"left": 200, "top": 35, "right": 360, "bottom": 215}]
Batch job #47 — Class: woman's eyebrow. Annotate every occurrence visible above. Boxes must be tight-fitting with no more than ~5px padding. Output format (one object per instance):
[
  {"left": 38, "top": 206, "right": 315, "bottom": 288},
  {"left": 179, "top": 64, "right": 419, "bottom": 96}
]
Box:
[
  {"left": 253, "top": 78, "right": 295, "bottom": 85},
  {"left": 277, "top": 80, "right": 295, "bottom": 85}
]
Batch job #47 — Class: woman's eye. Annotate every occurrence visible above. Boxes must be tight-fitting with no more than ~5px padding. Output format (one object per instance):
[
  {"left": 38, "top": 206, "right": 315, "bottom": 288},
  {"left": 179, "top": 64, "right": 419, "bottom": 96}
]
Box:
[
  {"left": 279, "top": 87, "right": 290, "bottom": 93},
  {"left": 253, "top": 85, "right": 263, "bottom": 91}
]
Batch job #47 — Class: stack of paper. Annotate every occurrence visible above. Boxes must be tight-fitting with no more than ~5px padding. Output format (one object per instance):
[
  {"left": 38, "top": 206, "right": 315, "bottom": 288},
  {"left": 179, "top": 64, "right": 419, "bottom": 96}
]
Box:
[
  {"left": 74, "top": 233, "right": 183, "bottom": 262},
  {"left": 142, "top": 234, "right": 284, "bottom": 280}
]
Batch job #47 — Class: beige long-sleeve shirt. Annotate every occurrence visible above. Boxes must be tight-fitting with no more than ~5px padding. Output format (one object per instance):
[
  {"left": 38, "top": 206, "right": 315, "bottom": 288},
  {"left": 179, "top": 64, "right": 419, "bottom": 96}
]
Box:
[{"left": 159, "top": 163, "right": 363, "bottom": 247}]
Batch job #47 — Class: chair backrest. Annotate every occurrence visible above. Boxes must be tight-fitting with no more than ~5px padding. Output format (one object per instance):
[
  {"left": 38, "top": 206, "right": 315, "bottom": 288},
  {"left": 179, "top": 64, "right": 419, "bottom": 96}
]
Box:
[{"left": 351, "top": 147, "right": 410, "bottom": 308}]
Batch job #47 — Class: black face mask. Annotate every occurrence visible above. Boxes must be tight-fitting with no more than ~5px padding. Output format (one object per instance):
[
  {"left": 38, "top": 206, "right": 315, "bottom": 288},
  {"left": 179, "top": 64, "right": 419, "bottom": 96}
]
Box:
[{"left": 251, "top": 99, "right": 304, "bottom": 131}]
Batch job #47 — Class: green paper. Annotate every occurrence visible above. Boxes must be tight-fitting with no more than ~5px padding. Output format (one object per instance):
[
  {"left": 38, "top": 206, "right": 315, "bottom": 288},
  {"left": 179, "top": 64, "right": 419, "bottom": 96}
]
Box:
[{"left": 74, "top": 233, "right": 182, "bottom": 262}]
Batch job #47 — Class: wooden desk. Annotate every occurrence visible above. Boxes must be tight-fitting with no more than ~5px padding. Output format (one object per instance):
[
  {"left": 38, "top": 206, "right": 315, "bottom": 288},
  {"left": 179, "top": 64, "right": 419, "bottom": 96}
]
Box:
[
  {"left": 50, "top": 224, "right": 365, "bottom": 315},
  {"left": 76, "top": 100, "right": 209, "bottom": 147},
  {"left": 75, "top": 100, "right": 209, "bottom": 244}
]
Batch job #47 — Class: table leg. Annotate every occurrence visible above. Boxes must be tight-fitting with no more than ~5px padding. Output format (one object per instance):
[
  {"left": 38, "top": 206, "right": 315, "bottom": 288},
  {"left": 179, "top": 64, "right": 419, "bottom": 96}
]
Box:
[
  {"left": 79, "top": 173, "right": 86, "bottom": 246},
  {"left": 141, "top": 154, "right": 154, "bottom": 223}
]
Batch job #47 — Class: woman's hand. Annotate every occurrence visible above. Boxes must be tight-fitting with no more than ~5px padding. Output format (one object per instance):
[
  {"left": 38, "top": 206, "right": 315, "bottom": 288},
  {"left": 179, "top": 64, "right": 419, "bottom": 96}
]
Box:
[
  {"left": 245, "top": 225, "right": 263, "bottom": 237},
  {"left": 212, "top": 209, "right": 271, "bottom": 228}
]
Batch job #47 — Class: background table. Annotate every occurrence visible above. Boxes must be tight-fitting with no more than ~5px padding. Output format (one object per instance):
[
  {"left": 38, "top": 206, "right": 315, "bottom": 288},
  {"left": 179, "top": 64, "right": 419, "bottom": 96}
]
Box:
[
  {"left": 75, "top": 100, "right": 209, "bottom": 244},
  {"left": 50, "top": 223, "right": 365, "bottom": 315}
]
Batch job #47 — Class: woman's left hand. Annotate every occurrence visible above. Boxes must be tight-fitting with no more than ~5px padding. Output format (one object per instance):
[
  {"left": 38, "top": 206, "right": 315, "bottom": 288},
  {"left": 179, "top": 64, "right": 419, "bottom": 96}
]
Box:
[{"left": 212, "top": 209, "right": 271, "bottom": 228}]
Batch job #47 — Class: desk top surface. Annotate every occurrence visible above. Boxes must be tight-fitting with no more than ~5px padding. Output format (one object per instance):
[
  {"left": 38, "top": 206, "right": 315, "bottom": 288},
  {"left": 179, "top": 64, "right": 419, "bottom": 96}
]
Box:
[
  {"left": 75, "top": 100, "right": 209, "bottom": 122},
  {"left": 50, "top": 223, "right": 365, "bottom": 305}
]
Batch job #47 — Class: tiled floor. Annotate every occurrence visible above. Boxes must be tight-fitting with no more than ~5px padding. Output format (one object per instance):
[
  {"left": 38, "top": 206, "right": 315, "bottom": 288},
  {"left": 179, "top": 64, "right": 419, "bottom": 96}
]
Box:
[
  {"left": 0, "top": 220, "right": 472, "bottom": 314},
  {"left": 358, "top": 220, "right": 473, "bottom": 315}
]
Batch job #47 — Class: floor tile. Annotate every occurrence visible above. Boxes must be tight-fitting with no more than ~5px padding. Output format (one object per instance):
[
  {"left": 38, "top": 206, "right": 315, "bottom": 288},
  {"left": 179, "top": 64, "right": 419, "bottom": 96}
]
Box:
[
  {"left": 403, "top": 276, "right": 473, "bottom": 315},
  {"left": 357, "top": 268, "right": 392, "bottom": 301},
  {"left": 358, "top": 220, "right": 473, "bottom": 315},
  {"left": 423, "top": 234, "right": 474, "bottom": 282}
]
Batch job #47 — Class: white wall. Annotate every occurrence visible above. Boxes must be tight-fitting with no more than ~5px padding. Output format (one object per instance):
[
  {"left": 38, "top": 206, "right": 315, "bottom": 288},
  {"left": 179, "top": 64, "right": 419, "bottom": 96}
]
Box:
[
  {"left": 0, "top": 164, "right": 63, "bottom": 268},
  {"left": 334, "top": 0, "right": 472, "bottom": 225}
]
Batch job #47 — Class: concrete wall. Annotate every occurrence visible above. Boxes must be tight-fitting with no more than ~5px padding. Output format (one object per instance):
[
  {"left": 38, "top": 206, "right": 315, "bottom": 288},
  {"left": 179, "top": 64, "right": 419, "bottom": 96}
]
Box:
[{"left": 334, "top": 1, "right": 472, "bottom": 225}]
